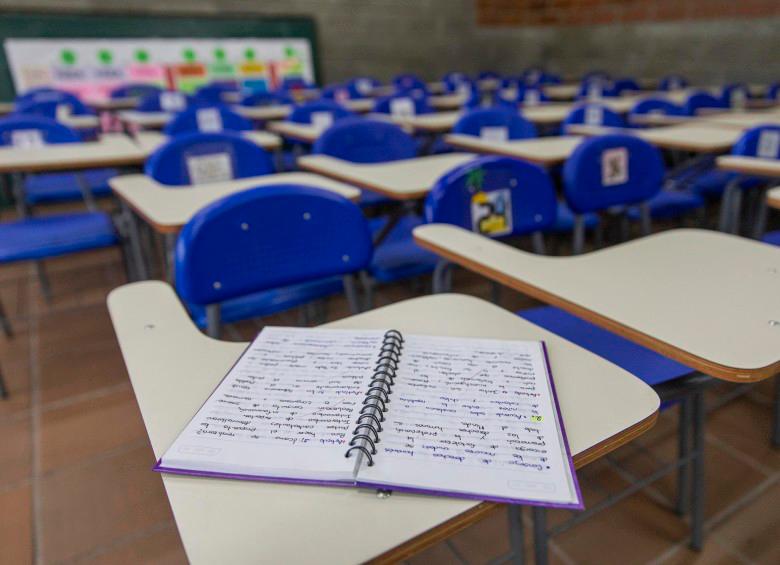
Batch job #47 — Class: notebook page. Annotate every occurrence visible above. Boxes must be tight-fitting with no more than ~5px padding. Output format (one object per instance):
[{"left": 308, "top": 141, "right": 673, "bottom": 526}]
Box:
[
  {"left": 158, "top": 327, "right": 386, "bottom": 483},
  {"left": 357, "top": 335, "right": 581, "bottom": 508}
]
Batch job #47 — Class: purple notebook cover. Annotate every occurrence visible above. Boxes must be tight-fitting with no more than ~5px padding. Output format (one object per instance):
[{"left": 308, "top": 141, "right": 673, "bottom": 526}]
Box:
[{"left": 155, "top": 340, "right": 584, "bottom": 510}]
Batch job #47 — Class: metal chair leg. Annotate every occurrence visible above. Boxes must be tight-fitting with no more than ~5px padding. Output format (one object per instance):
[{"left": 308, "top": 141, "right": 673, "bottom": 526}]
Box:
[
  {"left": 0, "top": 299, "right": 13, "bottom": 337},
  {"left": 490, "top": 281, "right": 502, "bottom": 305},
  {"left": 639, "top": 203, "right": 652, "bottom": 237},
  {"left": 205, "top": 304, "right": 221, "bottom": 339},
  {"left": 532, "top": 506, "right": 548, "bottom": 565},
  {"left": 676, "top": 397, "right": 691, "bottom": 516},
  {"left": 507, "top": 505, "right": 525, "bottom": 565},
  {"left": 572, "top": 215, "right": 585, "bottom": 255},
  {"left": 359, "top": 272, "right": 375, "bottom": 311},
  {"left": 343, "top": 274, "right": 362, "bottom": 315},
  {"left": 531, "top": 232, "right": 546, "bottom": 255},
  {"left": 0, "top": 363, "right": 8, "bottom": 399},
  {"left": 35, "top": 261, "right": 52, "bottom": 302},
  {"left": 689, "top": 390, "right": 706, "bottom": 551},
  {"left": 432, "top": 259, "right": 451, "bottom": 294},
  {"left": 717, "top": 179, "right": 740, "bottom": 232}
]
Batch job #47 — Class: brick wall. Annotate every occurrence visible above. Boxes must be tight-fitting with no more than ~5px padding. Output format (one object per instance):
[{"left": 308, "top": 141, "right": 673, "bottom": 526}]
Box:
[{"left": 477, "top": 0, "right": 780, "bottom": 27}]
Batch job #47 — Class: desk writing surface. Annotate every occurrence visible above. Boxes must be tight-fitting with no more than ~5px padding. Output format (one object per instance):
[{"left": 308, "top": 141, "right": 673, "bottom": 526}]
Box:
[
  {"left": 543, "top": 84, "right": 579, "bottom": 101},
  {"left": 768, "top": 186, "right": 780, "bottom": 209},
  {"left": 637, "top": 123, "right": 742, "bottom": 152},
  {"left": 443, "top": 134, "right": 583, "bottom": 166},
  {"left": 233, "top": 104, "right": 292, "bottom": 121},
  {"left": 298, "top": 153, "right": 475, "bottom": 199},
  {"left": 429, "top": 94, "right": 467, "bottom": 110},
  {"left": 521, "top": 103, "right": 573, "bottom": 125},
  {"left": 118, "top": 110, "right": 171, "bottom": 129},
  {"left": 717, "top": 155, "right": 780, "bottom": 178},
  {"left": 0, "top": 134, "right": 147, "bottom": 173},
  {"left": 108, "top": 281, "right": 658, "bottom": 565},
  {"left": 365, "top": 111, "right": 462, "bottom": 133},
  {"left": 414, "top": 225, "right": 780, "bottom": 382},
  {"left": 267, "top": 120, "right": 324, "bottom": 143},
  {"left": 110, "top": 172, "right": 361, "bottom": 233},
  {"left": 698, "top": 111, "right": 780, "bottom": 130},
  {"left": 133, "top": 130, "right": 282, "bottom": 153},
  {"left": 344, "top": 98, "right": 375, "bottom": 113},
  {"left": 61, "top": 114, "right": 101, "bottom": 130}
]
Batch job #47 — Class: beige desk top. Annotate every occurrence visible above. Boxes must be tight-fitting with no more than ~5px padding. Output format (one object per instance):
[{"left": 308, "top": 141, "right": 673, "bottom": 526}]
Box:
[
  {"left": 118, "top": 110, "right": 171, "bottom": 129},
  {"left": 267, "top": 120, "right": 325, "bottom": 143},
  {"left": 365, "top": 111, "right": 463, "bottom": 133},
  {"left": 233, "top": 104, "right": 292, "bottom": 121},
  {"left": 768, "top": 186, "right": 780, "bottom": 209},
  {"left": 61, "top": 114, "right": 101, "bottom": 130},
  {"left": 444, "top": 134, "right": 583, "bottom": 166},
  {"left": 698, "top": 110, "right": 780, "bottom": 130},
  {"left": 133, "top": 130, "right": 282, "bottom": 153},
  {"left": 429, "top": 94, "right": 468, "bottom": 110},
  {"left": 344, "top": 98, "right": 375, "bottom": 113},
  {"left": 298, "top": 152, "right": 475, "bottom": 200},
  {"left": 628, "top": 113, "right": 691, "bottom": 127},
  {"left": 414, "top": 225, "right": 780, "bottom": 382},
  {"left": 110, "top": 172, "right": 360, "bottom": 233},
  {"left": 0, "top": 133, "right": 148, "bottom": 173},
  {"left": 717, "top": 155, "right": 780, "bottom": 178},
  {"left": 565, "top": 123, "right": 742, "bottom": 153},
  {"left": 108, "top": 281, "right": 658, "bottom": 565},
  {"left": 543, "top": 84, "right": 579, "bottom": 101},
  {"left": 521, "top": 103, "right": 573, "bottom": 125}
]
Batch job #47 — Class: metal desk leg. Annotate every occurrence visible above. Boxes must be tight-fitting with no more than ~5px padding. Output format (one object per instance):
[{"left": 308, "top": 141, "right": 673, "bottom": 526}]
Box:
[
  {"left": 689, "top": 390, "right": 705, "bottom": 551},
  {"left": 120, "top": 202, "right": 148, "bottom": 281},
  {"left": 676, "top": 397, "right": 691, "bottom": 516},
  {"left": 164, "top": 232, "right": 176, "bottom": 283},
  {"left": 532, "top": 506, "right": 548, "bottom": 565},
  {"left": 75, "top": 171, "right": 98, "bottom": 212},
  {"left": 751, "top": 187, "right": 769, "bottom": 240},
  {"left": 508, "top": 505, "right": 525, "bottom": 565}
]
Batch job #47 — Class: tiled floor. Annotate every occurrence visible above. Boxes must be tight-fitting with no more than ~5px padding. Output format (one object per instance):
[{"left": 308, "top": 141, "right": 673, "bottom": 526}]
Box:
[{"left": 0, "top": 222, "right": 778, "bottom": 564}]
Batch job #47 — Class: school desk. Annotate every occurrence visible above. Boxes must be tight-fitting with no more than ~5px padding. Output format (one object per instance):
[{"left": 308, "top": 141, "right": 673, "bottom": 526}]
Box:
[
  {"left": 297, "top": 153, "right": 476, "bottom": 200},
  {"left": 118, "top": 110, "right": 171, "bottom": 130},
  {"left": 429, "top": 93, "right": 468, "bottom": 110},
  {"left": 698, "top": 110, "right": 780, "bottom": 130},
  {"left": 542, "top": 84, "right": 579, "bottom": 101},
  {"left": 110, "top": 172, "right": 361, "bottom": 280},
  {"left": 443, "top": 134, "right": 584, "bottom": 167},
  {"left": 107, "top": 281, "right": 660, "bottom": 565},
  {"left": 266, "top": 120, "right": 326, "bottom": 144},
  {"left": 132, "top": 130, "right": 283, "bottom": 153},
  {"left": 716, "top": 156, "right": 780, "bottom": 235},
  {"left": 769, "top": 185, "right": 780, "bottom": 210},
  {"left": 233, "top": 104, "right": 292, "bottom": 121},
  {"left": 566, "top": 123, "right": 742, "bottom": 153}
]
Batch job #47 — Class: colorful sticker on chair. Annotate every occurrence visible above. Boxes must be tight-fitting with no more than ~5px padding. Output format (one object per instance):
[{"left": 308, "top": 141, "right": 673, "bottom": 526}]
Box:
[
  {"left": 10, "top": 129, "right": 44, "bottom": 149},
  {"left": 471, "top": 189, "right": 513, "bottom": 237},
  {"left": 311, "top": 111, "right": 333, "bottom": 130},
  {"left": 186, "top": 152, "right": 234, "bottom": 185},
  {"left": 390, "top": 97, "right": 415, "bottom": 118},
  {"left": 196, "top": 108, "right": 224, "bottom": 132},
  {"left": 480, "top": 126, "right": 508, "bottom": 142},
  {"left": 601, "top": 147, "right": 629, "bottom": 186},
  {"left": 160, "top": 92, "right": 186, "bottom": 112},
  {"left": 585, "top": 105, "right": 603, "bottom": 125},
  {"left": 757, "top": 131, "right": 780, "bottom": 159}
]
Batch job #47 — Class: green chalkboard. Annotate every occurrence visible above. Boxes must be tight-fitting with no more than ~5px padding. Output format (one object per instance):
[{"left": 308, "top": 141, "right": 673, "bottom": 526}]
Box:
[{"left": 0, "top": 11, "right": 320, "bottom": 101}]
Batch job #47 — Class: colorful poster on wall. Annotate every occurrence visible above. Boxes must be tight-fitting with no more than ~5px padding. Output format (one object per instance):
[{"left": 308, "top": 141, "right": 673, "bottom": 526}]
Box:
[{"left": 4, "top": 38, "right": 314, "bottom": 100}]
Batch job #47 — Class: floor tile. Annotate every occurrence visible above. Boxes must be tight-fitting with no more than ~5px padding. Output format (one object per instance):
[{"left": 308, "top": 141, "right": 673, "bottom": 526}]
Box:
[
  {"left": 0, "top": 415, "right": 32, "bottom": 487},
  {"left": 39, "top": 386, "right": 146, "bottom": 474},
  {"left": 715, "top": 481, "right": 780, "bottom": 564},
  {"left": 660, "top": 539, "right": 750, "bottom": 564},
  {"left": 78, "top": 524, "right": 187, "bottom": 565},
  {"left": 0, "top": 484, "right": 33, "bottom": 565},
  {"left": 39, "top": 444, "right": 174, "bottom": 563}
]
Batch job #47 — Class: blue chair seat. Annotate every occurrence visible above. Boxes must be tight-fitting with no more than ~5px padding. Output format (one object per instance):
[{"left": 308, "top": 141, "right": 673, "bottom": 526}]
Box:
[
  {"left": 550, "top": 201, "right": 600, "bottom": 232},
  {"left": 0, "top": 212, "right": 117, "bottom": 262},
  {"left": 24, "top": 168, "right": 118, "bottom": 204},
  {"left": 187, "top": 276, "right": 344, "bottom": 328},
  {"left": 368, "top": 215, "right": 439, "bottom": 283},
  {"left": 359, "top": 189, "right": 393, "bottom": 208},
  {"left": 627, "top": 189, "right": 704, "bottom": 220},
  {"left": 687, "top": 170, "right": 737, "bottom": 199},
  {"left": 762, "top": 231, "right": 780, "bottom": 246},
  {"left": 519, "top": 305, "right": 694, "bottom": 388}
]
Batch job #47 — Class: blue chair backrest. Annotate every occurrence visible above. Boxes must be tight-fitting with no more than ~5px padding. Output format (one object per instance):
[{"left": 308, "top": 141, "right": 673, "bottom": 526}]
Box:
[
  {"left": 110, "top": 83, "right": 163, "bottom": 99},
  {"left": 577, "top": 80, "right": 617, "bottom": 99},
  {"left": 393, "top": 74, "right": 426, "bottom": 91},
  {"left": 288, "top": 100, "right": 353, "bottom": 124},
  {"left": 563, "top": 104, "right": 625, "bottom": 128},
  {"left": 194, "top": 82, "right": 238, "bottom": 105},
  {"left": 562, "top": 134, "right": 664, "bottom": 214},
  {"left": 720, "top": 83, "right": 750, "bottom": 107},
  {"left": 443, "top": 72, "right": 469, "bottom": 86},
  {"left": 768, "top": 82, "right": 780, "bottom": 102},
  {"left": 582, "top": 71, "right": 610, "bottom": 82},
  {"left": 538, "top": 72, "right": 562, "bottom": 85},
  {"left": 732, "top": 125, "right": 780, "bottom": 159},
  {"left": 453, "top": 108, "right": 537, "bottom": 140},
  {"left": 144, "top": 131, "right": 274, "bottom": 186},
  {"left": 630, "top": 98, "right": 685, "bottom": 116},
  {"left": 137, "top": 91, "right": 192, "bottom": 113},
  {"left": 313, "top": 118, "right": 417, "bottom": 163},
  {"left": 373, "top": 94, "right": 431, "bottom": 116},
  {"left": 15, "top": 87, "right": 60, "bottom": 105},
  {"left": 347, "top": 77, "right": 380, "bottom": 98},
  {"left": 174, "top": 184, "right": 373, "bottom": 305},
  {"left": 320, "top": 83, "right": 355, "bottom": 101},
  {"left": 683, "top": 91, "right": 726, "bottom": 115},
  {"left": 0, "top": 116, "right": 80, "bottom": 146},
  {"left": 478, "top": 71, "right": 501, "bottom": 81},
  {"left": 15, "top": 93, "right": 94, "bottom": 117},
  {"left": 512, "top": 86, "right": 549, "bottom": 105},
  {"left": 163, "top": 106, "right": 252, "bottom": 135},
  {"left": 425, "top": 156, "right": 557, "bottom": 238},
  {"left": 613, "top": 78, "right": 640, "bottom": 95},
  {"left": 659, "top": 75, "right": 688, "bottom": 91},
  {"left": 465, "top": 90, "right": 515, "bottom": 110},
  {"left": 240, "top": 91, "right": 293, "bottom": 106},
  {"left": 279, "top": 76, "right": 311, "bottom": 91}
]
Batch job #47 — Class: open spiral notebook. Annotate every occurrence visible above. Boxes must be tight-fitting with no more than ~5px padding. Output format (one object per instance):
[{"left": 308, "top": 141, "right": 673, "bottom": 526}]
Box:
[{"left": 156, "top": 327, "right": 583, "bottom": 509}]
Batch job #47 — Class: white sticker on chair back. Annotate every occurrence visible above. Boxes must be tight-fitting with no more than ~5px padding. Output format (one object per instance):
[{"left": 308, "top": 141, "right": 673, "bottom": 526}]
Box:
[
  {"left": 356, "top": 79, "right": 372, "bottom": 95},
  {"left": 585, "top": 105, "right": 604, "bottom": 125},
  {"left": 55, "top": 103, "right": 71, "bottom": 121},
  {"left": 160, "top": 92, "right": 186, "bottom": 112},
  {"left": 11, "top": 129, "right": 45, "bottom": 149},
  {"left": 186, "top": 152, "right": 234, "bottom": 185},
  {"left": 311, "top": 111, "right": 334, "bottom": 130},
  {"left": 525, "top": 89, "right": 541, "bottom": 105},
  {"left": 730, "top": 89, "right": 747, "bottom": 109},
  {"left": 196, "top": 108, "right": 224, "bottom": 132},
  {"left": 757, "top": 130, "right": 780, "bottom": 159},
  {"left": 601, "top": 147, "right": 629, "bottom": 186},
  {"left": 480, "top": 126, "right": 509, "bottom": 142},
  {"left": 587, "top": 83, "right": 602, "bottom": 100},
  {"left": 390, "top": 97, "right": 415, "bottom": 118},
  {"left": 457, "top": 83, "right": 472, "bottom": 97}
]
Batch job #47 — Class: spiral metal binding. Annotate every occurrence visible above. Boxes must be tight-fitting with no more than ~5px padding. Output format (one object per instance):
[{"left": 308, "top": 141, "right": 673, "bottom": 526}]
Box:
[{"left": 345, "top": 330, "right": 404, "bottom": 467}]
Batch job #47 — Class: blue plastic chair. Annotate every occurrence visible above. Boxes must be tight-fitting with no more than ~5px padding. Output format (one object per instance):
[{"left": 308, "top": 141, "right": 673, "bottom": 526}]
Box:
[
  {"left": 144, "top": 131, "right": 274, "bottom": 186},
  {"left": 659, "top": 75, "right": 688, "bottom": 91},
  {"left": 563, "top": 104, "right": 625, "bottom": 131},
  {"left": 279, "top": 76, "right": 313, "bottom": 92},
  {"left": 478, "top": 71, "right": 501, "bottom": 81},
  {"left": 240, "top": 90, "right": 293, "bottom": 107},
  {"left": 110, "top": 83, "right": 163, "bottom": 99},
  {"left": 562, "top": 134, "right": 664, "bottom": 253},
  {"left": 347, "top": 77, "right": 380, "bottom": 98},
  {"left": 137, "top": 91, "right": 192, "bottom": 113},
  {"left": 767, "top": 82, "right": 780, "bottom": 102},
  {"left": 683, "top": 91, "right": 727, "bottom": 116},
  {"left": 720, "top": 83, "right": 750, "bottom": 108},
  {"left": 373, "top": 94, "right": 431, "bottom": 115},
  {"left": 288, "top": 100, "right": 353, "bottom": 124},
  {"left": 393, "top": 74, "right": 426, "bottom": 92},
  {"left": 0, "top": 116, "right": 117, "bottom": 209},
  {"left": 505, "top": 85, "right": 549, "bottom": 105},
  {"left": 612, "top": 78, "right": 641, "bottom": 95},
  {"left": 163, "top": 106, "right": 252, "bottom": 135},
  {"left": 174, "top": 184, "right": 372, "bottom": 336},
  {"left": 14, "top": 87, "right": 61, "bottom": 105},
  {"left": 194, "top": 82, "right": 238, "bottom": 105},
  {"left": 321, "top": 84, "right": 358, "bottom": 101},
  {"left": 577, "top": 78, "right": 617, "bottom": 99},
  {"left": 452, "top": 107, "right": 537, "bottom": 139},
  {"left": 442, "top": 72, "right": 470, "bottom": 87},
  {"left": 630, "top": 98, "right": 685, "bottom": 121},
  {"left": 14, "top": 95, "right": 95, "bottom": 119}
]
